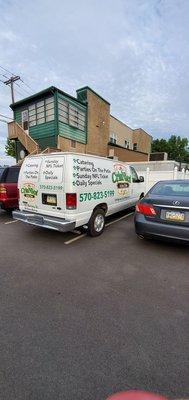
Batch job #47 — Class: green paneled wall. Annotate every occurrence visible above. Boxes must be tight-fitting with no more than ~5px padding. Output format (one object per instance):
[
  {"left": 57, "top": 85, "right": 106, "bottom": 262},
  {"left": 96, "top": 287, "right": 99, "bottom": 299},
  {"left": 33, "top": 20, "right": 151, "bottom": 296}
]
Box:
[
  {"left": 29, "top": 121, "right": 56, "bottom": 140},
  {"left": 14, "top": 109, "right": 22, "bottom": 124},
  {"left": 58, "top": 121, "right": 86, "bottom": 143},
  {"left": 36, "top": 136, "right": 57, "bottom": 150}
]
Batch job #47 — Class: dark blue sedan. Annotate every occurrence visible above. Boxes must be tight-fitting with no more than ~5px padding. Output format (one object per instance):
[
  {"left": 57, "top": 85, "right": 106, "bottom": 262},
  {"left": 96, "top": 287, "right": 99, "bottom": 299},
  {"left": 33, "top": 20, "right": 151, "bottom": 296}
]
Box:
[{"left": 134, "top": 180, "right": 189, "bottom": 243}]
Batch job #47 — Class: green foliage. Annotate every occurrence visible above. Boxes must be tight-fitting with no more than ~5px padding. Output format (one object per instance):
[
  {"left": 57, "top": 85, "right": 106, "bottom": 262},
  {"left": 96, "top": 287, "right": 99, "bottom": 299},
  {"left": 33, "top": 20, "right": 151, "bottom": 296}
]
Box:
[
  {"left": 152, "top": 135, "right": 189, "bottom": 164},
  {"left": 5, "top": 139, "right": 16, "bottom": 158}
]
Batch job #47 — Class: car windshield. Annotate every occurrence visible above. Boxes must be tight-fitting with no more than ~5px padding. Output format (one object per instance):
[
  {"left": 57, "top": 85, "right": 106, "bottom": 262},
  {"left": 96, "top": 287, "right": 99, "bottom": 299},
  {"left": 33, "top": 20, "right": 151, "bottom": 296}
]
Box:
[
  {"left": 150, "top": 182, "right": 189, "bottom": 197},
  {"left": 0, "top": 168, "right": 5, "bottom": 181}
]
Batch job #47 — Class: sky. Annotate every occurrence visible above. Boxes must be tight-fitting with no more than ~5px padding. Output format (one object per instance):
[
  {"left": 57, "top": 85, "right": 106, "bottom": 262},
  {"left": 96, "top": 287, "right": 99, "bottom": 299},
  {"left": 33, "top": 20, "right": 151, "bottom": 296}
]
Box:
[{"left": 0, "top": 0, "right": 189, "bottom": 164}]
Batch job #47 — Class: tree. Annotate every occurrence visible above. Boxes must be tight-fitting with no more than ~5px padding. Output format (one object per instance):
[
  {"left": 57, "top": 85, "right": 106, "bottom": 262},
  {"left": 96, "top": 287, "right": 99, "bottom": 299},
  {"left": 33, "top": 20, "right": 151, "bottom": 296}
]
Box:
[
  {"left": 151, "top": 138, "right": 169, "bottom": 153},
  {"left": 5, "top": 139, "right": 16, "bottom": 158},
  {"left": 167, "top": 135, "right": 188, "bottom": 164},
  {"left": 152, "top": 135, "right": 189, "bottom": 165}
]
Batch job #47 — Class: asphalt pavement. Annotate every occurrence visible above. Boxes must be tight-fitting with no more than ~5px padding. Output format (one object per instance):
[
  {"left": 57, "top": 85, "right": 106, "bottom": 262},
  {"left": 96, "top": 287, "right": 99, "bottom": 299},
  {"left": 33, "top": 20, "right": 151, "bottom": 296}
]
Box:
[{"left": 0, "top": 210, "right": 188, "bottom": 400}]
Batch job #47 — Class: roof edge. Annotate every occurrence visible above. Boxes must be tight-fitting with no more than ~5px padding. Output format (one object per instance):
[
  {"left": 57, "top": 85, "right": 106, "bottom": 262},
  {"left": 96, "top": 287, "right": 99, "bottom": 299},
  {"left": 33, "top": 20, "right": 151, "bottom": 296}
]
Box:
[
  {"left": 76, "top": 86, "right": 110, "bottom": 105},
  {"left": 108, "top": 141, "right": 148, "bottom": 155},
  {"left": 10, "top": 86, "right": 87, "bottom": 109}
]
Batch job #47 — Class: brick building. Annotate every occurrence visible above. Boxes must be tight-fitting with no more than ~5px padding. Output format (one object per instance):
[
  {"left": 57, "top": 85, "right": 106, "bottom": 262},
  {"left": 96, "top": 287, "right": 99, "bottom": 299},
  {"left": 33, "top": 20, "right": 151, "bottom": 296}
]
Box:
[{"left": 8, "top": 86, "right": 152, "bottom": 162}]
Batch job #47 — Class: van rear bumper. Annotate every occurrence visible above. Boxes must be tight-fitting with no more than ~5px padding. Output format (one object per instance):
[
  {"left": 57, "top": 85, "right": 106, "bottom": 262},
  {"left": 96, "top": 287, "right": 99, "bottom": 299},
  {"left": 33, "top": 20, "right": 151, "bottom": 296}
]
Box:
[{"left": 13, "top": 210, "right": 76, "bottom": 232}]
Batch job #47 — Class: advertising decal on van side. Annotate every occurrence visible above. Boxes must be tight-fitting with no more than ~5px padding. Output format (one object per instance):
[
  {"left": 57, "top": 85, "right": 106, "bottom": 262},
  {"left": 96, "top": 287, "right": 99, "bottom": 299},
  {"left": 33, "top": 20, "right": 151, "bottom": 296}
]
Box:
[{"left": 72, "top": 158, "right": 131, "bottom": 203}]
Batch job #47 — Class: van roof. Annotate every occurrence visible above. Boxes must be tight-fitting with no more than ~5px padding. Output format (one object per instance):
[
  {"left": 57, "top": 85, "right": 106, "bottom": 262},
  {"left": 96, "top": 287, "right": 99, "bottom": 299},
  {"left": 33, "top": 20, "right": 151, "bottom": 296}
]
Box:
[{"left": 25, "top": 152, "right": 120, "bottom": 162}]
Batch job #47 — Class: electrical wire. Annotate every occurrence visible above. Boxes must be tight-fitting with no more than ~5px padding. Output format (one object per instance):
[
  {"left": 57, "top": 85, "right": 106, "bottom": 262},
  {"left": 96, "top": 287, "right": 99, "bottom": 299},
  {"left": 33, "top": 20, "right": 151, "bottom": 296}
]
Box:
[
  {"left": 0, "top": 113, "right": 13, "bottom": 120},
  {"left": 0, "top": 65, "right": 34, "bottom": 93},
  {"left": 0, "top": 119, "right": 9, "bottom": 123},
  {"left": 0, "top": 65, "right": 16, "bottom": 77},
  {"left": 20, "top": 78, "right": 33, "bottom": 92},
  {"left": 0, "top": 104, "right": 10, "bottom": 110},
  {"left": 14, "top": 88, "right": 27, "bottom": 99}
]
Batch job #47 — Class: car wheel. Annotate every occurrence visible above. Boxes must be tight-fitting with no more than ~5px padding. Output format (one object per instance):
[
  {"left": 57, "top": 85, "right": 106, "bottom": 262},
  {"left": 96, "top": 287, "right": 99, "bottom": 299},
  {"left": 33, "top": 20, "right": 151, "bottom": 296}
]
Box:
[
  {"left": 87, "top": 208, "right": 105, "bottom": 237},
  {"left": 5, "top": 208, "right": 13, "bottom": 214}
]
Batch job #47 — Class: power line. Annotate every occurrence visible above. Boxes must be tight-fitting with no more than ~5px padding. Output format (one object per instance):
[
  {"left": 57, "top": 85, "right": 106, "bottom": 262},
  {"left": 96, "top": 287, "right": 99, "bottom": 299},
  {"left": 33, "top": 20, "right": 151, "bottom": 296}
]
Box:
[
  {"left": 0, "top": 65, "right": 34, "bottom": 102},
  {"left": 0, "top": 104, "right": 10, "bottom": 110},
  {"left": 0, "top": 64, "right": 16, "bottom": 77},
  {"left": 0, "top": 73, "right": 10, "bottom": 80},
  {"left": 0, "top": 113, "right": 13, "bottom": 120},
  {"left": 1, "top": 74, "right": 32, "bottom": 96},
  {"left": 15, "top": 82, "right": 31, "bottom": 96},
  {"left": 20, "top": 78, "right": 33, "bottom": 93},
  {"left": 14, "top": 87, "right": 28, "bottom": 98},
  {"left": 0, "top": 119, "right": 9, "bottom": 124}
]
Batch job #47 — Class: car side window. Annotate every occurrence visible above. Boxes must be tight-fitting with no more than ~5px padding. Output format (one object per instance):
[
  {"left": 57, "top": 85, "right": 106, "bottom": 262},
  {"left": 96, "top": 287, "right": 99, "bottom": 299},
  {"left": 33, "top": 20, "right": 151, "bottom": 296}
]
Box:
[
  {"left": 5, "top": 168, "right": 20, "bottom": 183},
  {"left": 0, "top": 168, "right": 6, "bottom": 182},
  {"left": 130, "top": 166, "right": 139, "bottom": 183}
]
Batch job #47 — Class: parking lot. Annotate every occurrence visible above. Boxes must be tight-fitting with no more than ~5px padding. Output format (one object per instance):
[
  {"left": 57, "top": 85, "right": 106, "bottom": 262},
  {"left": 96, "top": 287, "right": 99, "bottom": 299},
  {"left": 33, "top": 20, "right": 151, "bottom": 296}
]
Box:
[{"left": 0, "top": 209, "right": 188, "bottom": 400}]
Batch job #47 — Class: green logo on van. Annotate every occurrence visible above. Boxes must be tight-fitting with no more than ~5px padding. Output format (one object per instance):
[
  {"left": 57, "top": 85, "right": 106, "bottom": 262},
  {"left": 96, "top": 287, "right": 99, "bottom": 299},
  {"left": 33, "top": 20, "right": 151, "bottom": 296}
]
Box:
[
  {"left": 21, "top": 183, "right": 38, "bottom": 199},
  {"left": 112, "top": 163, "right": 131, "bottom": 184}
]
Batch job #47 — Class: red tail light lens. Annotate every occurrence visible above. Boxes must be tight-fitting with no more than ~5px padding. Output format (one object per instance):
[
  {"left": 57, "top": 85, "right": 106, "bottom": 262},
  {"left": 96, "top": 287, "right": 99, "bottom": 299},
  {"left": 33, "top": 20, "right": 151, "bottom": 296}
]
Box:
[
  {"left": 66, "top": 193, "right": 77, "bottom": 209},
  {"left": 0, "top": 185, "right": 7, "bottom": 200},
  {"left": 136, "top": 202, "right": 156, "bottom": 216}
]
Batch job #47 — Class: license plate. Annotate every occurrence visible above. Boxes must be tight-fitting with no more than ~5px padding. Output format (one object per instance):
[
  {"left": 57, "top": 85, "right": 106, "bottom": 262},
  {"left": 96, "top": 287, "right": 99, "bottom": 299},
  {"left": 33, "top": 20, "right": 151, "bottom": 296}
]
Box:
[
  {"left": 165, "top": 211, "right": 185, "bottom": 222},
  {"left": 47, "top": 195, "right": 57, "bottom": 205},
  {"left": 42, "top": 193, "right": 57, "bottom": 206}
]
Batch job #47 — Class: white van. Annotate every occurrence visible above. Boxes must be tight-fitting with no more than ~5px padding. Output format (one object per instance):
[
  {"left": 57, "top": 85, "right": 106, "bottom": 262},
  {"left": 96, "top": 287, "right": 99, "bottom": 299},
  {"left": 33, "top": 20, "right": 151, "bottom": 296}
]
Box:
[{"left": 13, "top": 152, "right": 144, "bottom": 236}]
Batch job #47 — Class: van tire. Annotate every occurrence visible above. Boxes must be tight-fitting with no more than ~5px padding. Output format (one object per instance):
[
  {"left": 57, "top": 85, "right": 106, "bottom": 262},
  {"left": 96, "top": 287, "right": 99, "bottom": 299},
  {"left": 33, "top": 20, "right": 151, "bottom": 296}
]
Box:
[{"left": 87, "top": 208, "right": 105, "bottom": 237}]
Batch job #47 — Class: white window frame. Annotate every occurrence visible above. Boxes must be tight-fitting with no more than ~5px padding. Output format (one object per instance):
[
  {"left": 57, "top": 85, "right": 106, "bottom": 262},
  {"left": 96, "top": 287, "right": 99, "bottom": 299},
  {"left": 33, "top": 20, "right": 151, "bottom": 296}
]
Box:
[
  {"left": 28, "top": 96, "right": 54, "bottom": 127},
  {"left": 125, "top": 140, "right": 131, "bottom": 149},
  {"left": 109, "top": 133, "right": 117, "bottom": 144},
  {"left": 58, "top": 98, "right": 86, "bottom": 131}
]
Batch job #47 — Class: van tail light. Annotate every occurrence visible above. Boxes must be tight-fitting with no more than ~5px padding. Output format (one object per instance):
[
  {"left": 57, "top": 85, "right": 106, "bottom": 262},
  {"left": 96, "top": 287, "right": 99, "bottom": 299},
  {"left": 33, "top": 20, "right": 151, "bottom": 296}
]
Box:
[
  {"left": 66, "top": 193, "right": 77, "bottom": 209},
  {"left": 136, "top": 202, "right": 156, "bottom": 216},
  {"left": 0, "top": 185, "right": 7, "bottom": 200}
]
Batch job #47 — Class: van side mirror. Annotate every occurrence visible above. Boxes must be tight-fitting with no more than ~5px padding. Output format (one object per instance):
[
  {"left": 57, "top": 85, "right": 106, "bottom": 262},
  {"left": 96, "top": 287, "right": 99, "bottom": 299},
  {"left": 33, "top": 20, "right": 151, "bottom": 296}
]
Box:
[{"left": 139, "top": 176, "right": 144, "bottom": 182}]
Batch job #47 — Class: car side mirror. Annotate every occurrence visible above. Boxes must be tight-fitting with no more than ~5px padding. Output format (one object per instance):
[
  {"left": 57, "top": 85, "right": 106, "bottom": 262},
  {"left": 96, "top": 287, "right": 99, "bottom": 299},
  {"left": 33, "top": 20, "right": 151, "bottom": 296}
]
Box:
[{"left": 139, "top": 176, "right": 144, "bottom": 182}]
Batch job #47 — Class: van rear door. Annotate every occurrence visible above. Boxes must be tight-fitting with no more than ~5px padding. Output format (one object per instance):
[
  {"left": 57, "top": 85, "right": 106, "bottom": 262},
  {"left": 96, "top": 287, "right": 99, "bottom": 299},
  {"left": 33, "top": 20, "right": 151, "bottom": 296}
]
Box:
[{"left": 19, "top": 156, "right": 65, "bottom": 216}]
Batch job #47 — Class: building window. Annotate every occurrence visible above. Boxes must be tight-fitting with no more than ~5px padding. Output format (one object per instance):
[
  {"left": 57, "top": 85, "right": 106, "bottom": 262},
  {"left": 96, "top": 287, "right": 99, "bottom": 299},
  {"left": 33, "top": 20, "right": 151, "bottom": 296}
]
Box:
[
  {"left": 45, "top": 97, "right": 54, "bottom": 122},
  {"left": 28, "top": 96, "right": 54, "bottom": 127},
  {"left": 58, "top": 98, "right": 69, "bottom": 124},
  {"left": 70, "top": 140, "right": 76, "bottom": 148},
  {"left": 58, "top": 98, "right": 86, "bottom": 131},
  {"left": 125, "top": 140, "right": 130, "bottom": 149},
  {"left": 133, "top": 143, "right": 137, "bottom": 151},
  {"left": 109, "top": 133, "right": 117, "bottom": 144}
]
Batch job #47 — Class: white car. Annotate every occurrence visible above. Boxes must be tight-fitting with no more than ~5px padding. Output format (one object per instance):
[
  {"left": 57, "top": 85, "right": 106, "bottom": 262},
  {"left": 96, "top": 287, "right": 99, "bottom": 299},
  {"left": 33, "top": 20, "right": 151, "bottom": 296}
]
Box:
[{"left": 13, "top": 152, "right": 144, "bottom": 236}]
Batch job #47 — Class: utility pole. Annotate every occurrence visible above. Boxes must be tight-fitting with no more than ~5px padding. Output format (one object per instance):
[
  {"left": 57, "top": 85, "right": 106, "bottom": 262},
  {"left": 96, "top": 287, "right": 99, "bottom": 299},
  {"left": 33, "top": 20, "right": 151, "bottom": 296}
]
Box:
[{"left": 4, "top": 75, "right": 20, "bottom": 104}]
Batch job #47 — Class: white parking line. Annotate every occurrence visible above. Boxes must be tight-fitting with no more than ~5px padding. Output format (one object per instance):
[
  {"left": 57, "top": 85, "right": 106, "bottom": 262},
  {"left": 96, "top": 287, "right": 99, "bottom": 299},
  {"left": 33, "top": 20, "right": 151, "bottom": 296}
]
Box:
[
  {"left": 4, "top": 220, "right": 19, "bottom": 225},
  {"left": 105, "top": 212, "right": 134, "bottom": 227},
  {"left": 64, "top": 212, "right": 134, "bottom": 245},
  {"left": 64, "top": 233, "right": 86, "bottom": 245}
]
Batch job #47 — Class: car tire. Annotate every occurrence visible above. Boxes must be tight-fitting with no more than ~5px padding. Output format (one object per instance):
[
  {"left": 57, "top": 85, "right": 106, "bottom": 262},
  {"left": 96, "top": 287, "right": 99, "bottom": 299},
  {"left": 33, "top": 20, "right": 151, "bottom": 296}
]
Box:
[
  {"left": 87, "top": 208, "right": 105, "bottom": 237},
  {"left": 5, "top": 208, "right": 13, "bottom": 214}
]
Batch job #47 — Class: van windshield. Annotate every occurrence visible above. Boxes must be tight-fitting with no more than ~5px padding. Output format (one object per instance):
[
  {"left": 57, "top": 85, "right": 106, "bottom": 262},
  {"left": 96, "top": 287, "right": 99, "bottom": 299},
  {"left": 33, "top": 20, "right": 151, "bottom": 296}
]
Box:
[{"left": 0, "top": 168, "right": 5, "bottom": 181}]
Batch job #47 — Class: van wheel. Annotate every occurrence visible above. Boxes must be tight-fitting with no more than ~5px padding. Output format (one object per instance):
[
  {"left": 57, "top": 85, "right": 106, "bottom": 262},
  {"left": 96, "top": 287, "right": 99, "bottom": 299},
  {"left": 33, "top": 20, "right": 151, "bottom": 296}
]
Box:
[{"left": 87, "top": 208, "right": 105, "bottom": 237}]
